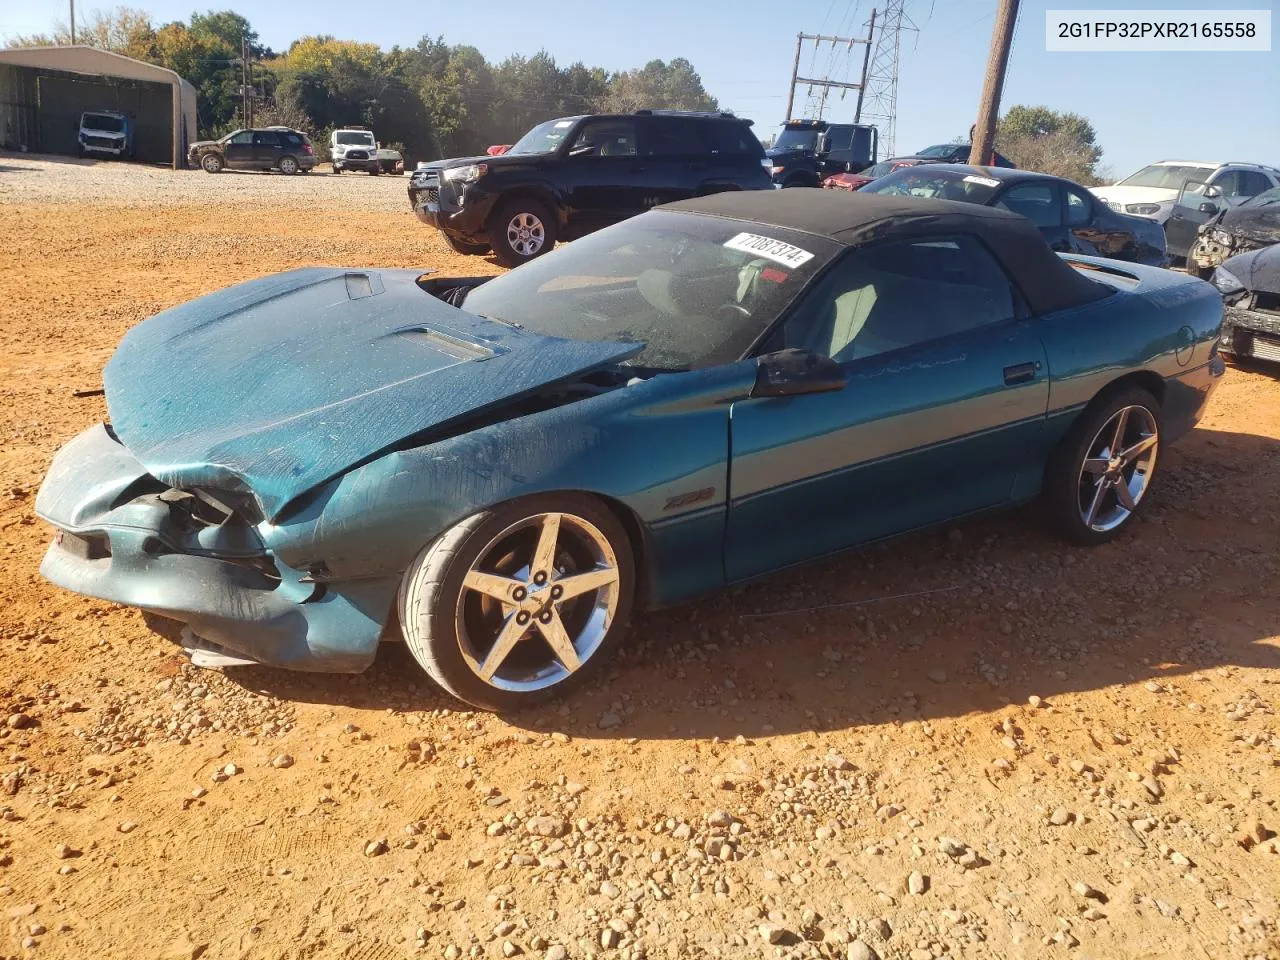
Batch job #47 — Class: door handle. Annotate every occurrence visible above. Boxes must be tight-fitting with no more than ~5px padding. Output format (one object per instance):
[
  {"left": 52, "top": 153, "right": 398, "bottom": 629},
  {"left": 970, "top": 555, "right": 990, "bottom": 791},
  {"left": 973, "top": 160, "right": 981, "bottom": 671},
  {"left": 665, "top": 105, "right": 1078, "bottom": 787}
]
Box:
[{"left": 1003, "top": 361, "right": 1039, "bottom": 385}]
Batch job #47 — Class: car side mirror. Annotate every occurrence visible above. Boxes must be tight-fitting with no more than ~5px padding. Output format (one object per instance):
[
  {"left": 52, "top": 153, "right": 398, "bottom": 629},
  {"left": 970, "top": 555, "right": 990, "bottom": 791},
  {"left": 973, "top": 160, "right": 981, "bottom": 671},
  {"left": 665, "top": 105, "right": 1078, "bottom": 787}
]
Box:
[
  {"left": 1198, "top": 201, "right": 1220, "bottom": 214},
  {"left": 818, "top": 135, "right": 831, "bottom": 154},
  {"left": 752, "top": 349, "right": 846, "bottom": 398}
]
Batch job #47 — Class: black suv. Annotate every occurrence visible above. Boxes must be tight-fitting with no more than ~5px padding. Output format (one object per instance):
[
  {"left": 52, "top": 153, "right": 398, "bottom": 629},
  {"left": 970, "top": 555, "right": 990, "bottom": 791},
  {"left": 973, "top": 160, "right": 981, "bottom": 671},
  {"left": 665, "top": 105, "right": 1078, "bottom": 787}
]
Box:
[{"left": 408, "top": 110, "right": 773, "bottom": 266}]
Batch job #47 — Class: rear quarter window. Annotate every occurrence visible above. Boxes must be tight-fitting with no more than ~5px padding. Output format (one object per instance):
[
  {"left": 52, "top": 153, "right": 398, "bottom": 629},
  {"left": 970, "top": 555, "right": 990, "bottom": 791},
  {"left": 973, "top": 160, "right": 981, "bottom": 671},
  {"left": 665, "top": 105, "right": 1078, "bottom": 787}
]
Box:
[{"left": 712, "top": 122, "right": 764, "bottom": 157}]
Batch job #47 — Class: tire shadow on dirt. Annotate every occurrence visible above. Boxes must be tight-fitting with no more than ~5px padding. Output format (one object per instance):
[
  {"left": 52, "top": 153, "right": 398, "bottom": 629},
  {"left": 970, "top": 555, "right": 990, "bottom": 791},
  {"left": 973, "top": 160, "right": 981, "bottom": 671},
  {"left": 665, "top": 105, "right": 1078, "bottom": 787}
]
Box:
[{"left": 180, "top": 425, "right": 1280, "bottom": 738}]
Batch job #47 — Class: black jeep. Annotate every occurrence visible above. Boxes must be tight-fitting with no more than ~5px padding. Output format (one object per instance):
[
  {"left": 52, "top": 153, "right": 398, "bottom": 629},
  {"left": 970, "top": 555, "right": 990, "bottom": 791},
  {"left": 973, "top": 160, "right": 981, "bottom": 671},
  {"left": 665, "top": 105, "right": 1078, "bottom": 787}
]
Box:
[{"left": 408, "top": 110, "right": 773, "bottom": 266}]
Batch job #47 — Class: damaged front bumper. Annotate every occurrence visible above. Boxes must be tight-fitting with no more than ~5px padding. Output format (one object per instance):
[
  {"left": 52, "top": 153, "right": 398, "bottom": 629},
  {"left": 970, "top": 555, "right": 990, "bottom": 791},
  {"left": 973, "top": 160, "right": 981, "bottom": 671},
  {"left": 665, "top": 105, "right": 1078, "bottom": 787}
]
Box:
[
  {"left": 1221, "top": 302, "right": 1280, "bottom": 363},
  {"left": 35, "top": 424, "right": 396, "bottom": 673}
]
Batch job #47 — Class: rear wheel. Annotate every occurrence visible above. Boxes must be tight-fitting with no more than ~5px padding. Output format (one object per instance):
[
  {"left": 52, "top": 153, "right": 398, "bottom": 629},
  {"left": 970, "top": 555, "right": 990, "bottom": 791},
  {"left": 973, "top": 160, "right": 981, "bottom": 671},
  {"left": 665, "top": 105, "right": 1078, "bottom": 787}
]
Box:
[
  {"left": 490, "top": 197, "right": 556, "bottom": 268},
  {"left": 1043, "top": 387, "right": 1162, "bottom": 545},
  {"left": 398, "top": 495, "right": 635, "bottom": 712},
  {"left": 279, "top": 155, "right": 299, "bottom": 175},
  {"left": 201, "top": 153, "right": 223, "bottom": 174}
]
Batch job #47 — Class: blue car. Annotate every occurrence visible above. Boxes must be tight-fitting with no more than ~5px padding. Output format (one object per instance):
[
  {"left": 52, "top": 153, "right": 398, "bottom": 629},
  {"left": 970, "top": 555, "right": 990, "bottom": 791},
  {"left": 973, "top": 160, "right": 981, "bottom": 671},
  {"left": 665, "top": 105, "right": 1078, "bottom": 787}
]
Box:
[{"left": 35, "top": 190, "right": 1225, "bottom": 711}]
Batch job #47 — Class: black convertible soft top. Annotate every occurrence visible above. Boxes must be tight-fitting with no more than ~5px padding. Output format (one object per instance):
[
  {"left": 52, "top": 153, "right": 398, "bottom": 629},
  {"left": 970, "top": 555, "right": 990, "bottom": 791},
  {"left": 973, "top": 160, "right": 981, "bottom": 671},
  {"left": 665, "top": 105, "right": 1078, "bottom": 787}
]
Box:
[{"left": 664, "top": 189, "right": 1111, "bottom": 316}]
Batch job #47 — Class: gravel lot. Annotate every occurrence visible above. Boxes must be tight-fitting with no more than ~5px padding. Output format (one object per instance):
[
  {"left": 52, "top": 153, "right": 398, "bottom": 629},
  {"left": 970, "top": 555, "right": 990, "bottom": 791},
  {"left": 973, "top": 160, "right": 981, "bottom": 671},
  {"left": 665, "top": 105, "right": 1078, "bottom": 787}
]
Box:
[
  {"left": 1, "top": 154, "right": 1278, "bottom": 960},
  {"left": 0, "top": 153, "right": 414, "bottom": 212}
]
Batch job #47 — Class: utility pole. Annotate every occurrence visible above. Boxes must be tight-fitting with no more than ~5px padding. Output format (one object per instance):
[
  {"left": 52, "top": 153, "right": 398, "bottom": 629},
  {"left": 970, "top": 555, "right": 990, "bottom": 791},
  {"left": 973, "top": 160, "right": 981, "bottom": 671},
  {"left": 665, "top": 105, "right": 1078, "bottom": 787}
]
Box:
[
  {"left": 784, "top": 35, "right": 803, "bottom": 121},
  {"left": 69, "top": 0, "right": 76, "bottom": 44},
  {"left": 246, "top": 44, "right": 254, "bottom": 128},
  {"left": 853, "top": 9, "right": 877, "bottom": 123},
  {"left": 969, "top": 0, "right": 1021, "bottom": 166},
  {"left": 785, "top": 31, "right": 875, "bottom": 123},
  {"left": 240, "top": 36, "right": 249, "bottom": 129}
]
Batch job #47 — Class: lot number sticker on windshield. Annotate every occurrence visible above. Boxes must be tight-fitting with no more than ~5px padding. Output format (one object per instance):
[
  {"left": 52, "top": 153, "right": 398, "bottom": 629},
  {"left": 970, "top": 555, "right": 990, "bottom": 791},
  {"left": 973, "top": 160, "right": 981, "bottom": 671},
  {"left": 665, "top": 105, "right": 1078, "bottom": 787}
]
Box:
[
  {"left": 724, "top": 232, "right": 815, "bottom": 268},
  {"left": 963, "top": 175, "right": 1000, "bottom": 187}
]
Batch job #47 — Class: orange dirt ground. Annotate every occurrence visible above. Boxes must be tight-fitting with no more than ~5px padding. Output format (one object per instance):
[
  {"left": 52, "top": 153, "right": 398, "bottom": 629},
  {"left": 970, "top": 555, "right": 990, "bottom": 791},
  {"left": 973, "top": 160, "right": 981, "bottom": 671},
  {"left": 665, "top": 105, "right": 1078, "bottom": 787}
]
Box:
[{"left": 0, "top": 158, "right": 1277, "bottom": 960}]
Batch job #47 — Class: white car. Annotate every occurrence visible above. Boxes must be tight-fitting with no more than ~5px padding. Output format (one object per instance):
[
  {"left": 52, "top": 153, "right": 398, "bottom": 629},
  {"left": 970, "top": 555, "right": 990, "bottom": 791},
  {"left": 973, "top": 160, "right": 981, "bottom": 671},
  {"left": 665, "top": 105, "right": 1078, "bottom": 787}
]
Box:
[{"left": 1092, "top": 160, "right": 1280, "bottom": 224}]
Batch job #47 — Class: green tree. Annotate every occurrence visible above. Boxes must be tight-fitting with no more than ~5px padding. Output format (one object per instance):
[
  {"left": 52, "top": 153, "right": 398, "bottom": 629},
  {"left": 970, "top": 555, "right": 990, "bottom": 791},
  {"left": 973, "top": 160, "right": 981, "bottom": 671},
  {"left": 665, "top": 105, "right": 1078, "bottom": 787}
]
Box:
[
  {"left": 603, "top": 58, "right": 718, "bottom": 113},
  {"left": 996, "top": 105, "right": 1104, "bottom": 183}
]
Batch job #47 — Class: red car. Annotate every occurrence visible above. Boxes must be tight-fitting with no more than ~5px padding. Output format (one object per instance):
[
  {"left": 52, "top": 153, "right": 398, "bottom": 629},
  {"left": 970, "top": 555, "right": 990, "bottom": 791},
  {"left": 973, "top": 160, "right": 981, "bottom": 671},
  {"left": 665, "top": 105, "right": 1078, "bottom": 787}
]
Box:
[
  {"left": 821, "top": 159, "right": 914, "bottom": 192},
  {"left": 823, "top": 171, "right": 875, "bottom": 191}
]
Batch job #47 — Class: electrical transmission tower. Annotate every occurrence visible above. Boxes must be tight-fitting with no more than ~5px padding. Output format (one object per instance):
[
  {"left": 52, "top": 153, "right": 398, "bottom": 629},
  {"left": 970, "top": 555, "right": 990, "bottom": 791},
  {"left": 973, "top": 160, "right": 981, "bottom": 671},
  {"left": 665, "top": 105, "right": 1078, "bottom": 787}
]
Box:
[{"left": 859, "top": 0, "right": 915, "bottom": 157}]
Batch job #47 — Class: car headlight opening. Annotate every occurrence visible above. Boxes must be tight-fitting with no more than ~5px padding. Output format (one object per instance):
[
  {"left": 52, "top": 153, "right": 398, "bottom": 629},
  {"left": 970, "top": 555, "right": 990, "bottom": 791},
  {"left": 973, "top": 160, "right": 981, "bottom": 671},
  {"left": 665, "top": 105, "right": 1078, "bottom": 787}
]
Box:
[
  {"left": 442, "top": 163, "right": 487, "bottom": 184},
  {"left": 1125, "top": 203, "right": 1162, "bottom": 216}
]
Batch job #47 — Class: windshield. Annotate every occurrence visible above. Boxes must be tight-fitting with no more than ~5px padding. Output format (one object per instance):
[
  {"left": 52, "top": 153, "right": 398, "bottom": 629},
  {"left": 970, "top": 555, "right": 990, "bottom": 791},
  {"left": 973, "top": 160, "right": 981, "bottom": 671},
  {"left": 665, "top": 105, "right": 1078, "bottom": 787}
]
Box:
[
  {"left": 860, "top": 167, "right": 1001, "bottom": 204},
  {"left": 84, "top": 114, "right": 124, "bottom": 132},
  {"left": 773, "top": 128, "right": 819, "bottom": 152},
  {"left": 461, "top": 211, "right": 837, "bottom": 369},
  {"left": 1242, "top": 186, "right": 1280, "bottom": 207},
  {"left": 915, "top": 144, "right": 957, "bottom": 158},
  {"left": 335, "top": 131, "right": 374, "bottom": 145},
  {"left": 508, "top": 118, "right": 578, "bottom": 156},
  {"left": 1118, "top": 164, "right": 1213, "bottom": 189}
]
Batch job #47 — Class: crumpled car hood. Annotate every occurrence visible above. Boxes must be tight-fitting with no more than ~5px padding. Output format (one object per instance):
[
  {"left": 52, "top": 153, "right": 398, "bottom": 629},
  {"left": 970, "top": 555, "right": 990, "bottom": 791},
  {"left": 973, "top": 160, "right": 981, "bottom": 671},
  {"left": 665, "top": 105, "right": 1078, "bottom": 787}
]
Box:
[
  {"left": 1217, "top": 203, "right": 1280, "bottom": 245},
  {"left": 1222, "top": 244, "right": 1280, "bottom": 296},
  {"left": 104, "top": 268, "right": 641, "bottom": 518}
]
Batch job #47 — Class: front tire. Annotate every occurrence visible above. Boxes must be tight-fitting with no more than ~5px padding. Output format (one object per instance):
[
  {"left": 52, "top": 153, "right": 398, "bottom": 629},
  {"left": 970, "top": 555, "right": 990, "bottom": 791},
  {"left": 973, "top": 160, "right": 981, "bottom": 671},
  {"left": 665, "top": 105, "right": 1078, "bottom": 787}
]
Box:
[
  {"left": 1042, "top": 386, "right": 1162, "bottom": 545},
  {"left": 201, "top": 153, "right": 223, "bottom": 174},
  {"left": 490, "top": 197, "right": 556, "bottom": 268},
  {"left": 398, "top": 494, "right": 636, "bottom": 712},
  {"left": 279, "top": 155, "right": 299, "bottom": 175}
]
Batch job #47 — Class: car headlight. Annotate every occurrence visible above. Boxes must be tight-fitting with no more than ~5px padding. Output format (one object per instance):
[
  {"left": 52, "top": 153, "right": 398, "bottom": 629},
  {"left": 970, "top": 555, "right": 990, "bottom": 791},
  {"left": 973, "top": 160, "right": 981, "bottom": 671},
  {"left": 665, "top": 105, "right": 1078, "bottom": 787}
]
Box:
[
  {"left": 1211, "top": 230, "right": 1234, "bottom": 245},
  {"left": 1211, "top": 267, "right": 1244, "bottom": 295},
  {"left": 1125, "top": 203, "right": 1162, "bottom": 215},
  {"left": 770, "top": 166, "right": 785, "bottom": 175},
  {"left": 442, "top": 163, "right": 487, "bottom": 184}
]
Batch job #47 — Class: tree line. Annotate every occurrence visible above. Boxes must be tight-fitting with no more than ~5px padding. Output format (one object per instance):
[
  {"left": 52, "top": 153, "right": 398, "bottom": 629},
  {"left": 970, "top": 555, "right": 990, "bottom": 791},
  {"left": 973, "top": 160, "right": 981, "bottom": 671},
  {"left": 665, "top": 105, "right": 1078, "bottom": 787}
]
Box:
[
  {"left": 9, "top": 8, "right": 1109, "bottom": 181},
  {"left": 7, "top": 7, "right": 722, "bottom": 163}
]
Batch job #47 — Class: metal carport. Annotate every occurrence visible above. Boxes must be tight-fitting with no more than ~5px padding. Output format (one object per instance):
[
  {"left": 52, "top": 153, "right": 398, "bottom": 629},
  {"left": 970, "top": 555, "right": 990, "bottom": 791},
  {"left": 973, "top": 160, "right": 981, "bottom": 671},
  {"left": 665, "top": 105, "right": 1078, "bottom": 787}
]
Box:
[{"left": 0, "top": 46, "right": 198, "bottom": 168}]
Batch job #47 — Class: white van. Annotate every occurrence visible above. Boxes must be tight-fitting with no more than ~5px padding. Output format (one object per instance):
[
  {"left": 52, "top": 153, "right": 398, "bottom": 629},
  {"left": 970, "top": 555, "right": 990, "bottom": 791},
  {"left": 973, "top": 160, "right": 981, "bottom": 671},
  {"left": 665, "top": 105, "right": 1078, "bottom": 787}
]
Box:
[{"left": 330, "top": 128, "right": 380, "bottom": 174}]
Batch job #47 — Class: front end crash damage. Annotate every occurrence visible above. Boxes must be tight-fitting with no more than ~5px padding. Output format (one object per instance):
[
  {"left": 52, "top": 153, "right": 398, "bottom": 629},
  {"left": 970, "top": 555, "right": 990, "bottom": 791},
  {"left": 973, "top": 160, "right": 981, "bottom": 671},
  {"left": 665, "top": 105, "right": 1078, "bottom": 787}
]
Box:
[
  {"left": 1220, "top": 296, "right": 1280, "bottom": 362},
  {"left": 35, "top": 267, "right": 649, "bottom": 672},
  {"left": 1190, "top": 228, "right": 1273, "bottom": 275},
  {"left": 1214, "top": 245, "right": 1280, "bottom": 362},
  {"left": 35, "top": 423, "right": 399, "bottom": 672},
  {"left": 1189, "top": 203, "right": 1280, "bottom": 275}
]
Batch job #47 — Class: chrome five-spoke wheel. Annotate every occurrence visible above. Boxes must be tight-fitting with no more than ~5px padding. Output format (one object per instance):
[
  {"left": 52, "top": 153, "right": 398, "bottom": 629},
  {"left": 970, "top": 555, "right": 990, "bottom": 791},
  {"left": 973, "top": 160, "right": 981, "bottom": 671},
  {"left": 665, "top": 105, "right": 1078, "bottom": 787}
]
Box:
[
  {"left": 398, "top": 495, "right": 634, "bottom": 711},
  {"left": 458, "top": 512, "right": 619, "bottom": 691},
  {"left": 1045, "top": 386, "right": 1162, "bottom": 545},
  {"left": 1077, "top": 404, "right": 1159, "bottom": 533}
]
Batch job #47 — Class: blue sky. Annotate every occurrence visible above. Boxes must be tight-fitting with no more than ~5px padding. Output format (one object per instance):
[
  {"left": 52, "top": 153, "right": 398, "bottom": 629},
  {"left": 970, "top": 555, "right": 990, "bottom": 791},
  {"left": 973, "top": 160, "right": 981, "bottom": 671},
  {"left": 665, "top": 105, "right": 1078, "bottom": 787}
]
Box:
[{"left": 3, "top": 0, "right": 1277, "bottom": 176}]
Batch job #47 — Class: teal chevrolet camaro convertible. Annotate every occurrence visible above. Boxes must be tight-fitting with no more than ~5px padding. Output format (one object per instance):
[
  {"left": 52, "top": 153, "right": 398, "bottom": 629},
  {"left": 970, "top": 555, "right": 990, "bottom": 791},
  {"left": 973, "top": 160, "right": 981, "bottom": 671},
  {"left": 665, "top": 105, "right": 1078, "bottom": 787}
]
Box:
[{"left": 35, "top": 190, "right": 1225, "bottom": 711}]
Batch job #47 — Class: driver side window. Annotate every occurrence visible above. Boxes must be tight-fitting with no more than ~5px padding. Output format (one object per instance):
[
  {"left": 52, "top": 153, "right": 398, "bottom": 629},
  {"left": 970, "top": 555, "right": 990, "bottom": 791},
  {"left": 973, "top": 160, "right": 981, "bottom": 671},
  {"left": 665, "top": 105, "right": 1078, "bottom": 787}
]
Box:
[
  {"left": 570, "top": 120, "right": 637, "bottom": 158},
  {"left": 778, "top": 236, "right": 1017, "bottom": 364}
]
